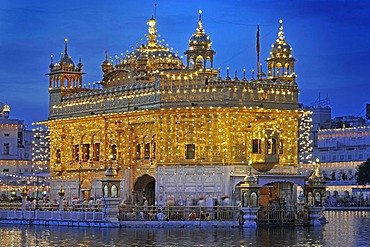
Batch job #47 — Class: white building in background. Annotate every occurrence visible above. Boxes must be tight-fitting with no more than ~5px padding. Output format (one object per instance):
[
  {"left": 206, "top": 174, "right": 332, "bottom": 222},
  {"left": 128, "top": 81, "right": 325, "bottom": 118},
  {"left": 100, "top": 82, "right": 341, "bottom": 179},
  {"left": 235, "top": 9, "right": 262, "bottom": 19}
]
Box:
[
  {"left": 313, "top": 126, "right": 370, "bottom": 198},
  {"left": 299, "top": 103, "right": 370, "bottom": 201},
  {"left": 0, "top": 102, "right": 50, "bottom": 199}
]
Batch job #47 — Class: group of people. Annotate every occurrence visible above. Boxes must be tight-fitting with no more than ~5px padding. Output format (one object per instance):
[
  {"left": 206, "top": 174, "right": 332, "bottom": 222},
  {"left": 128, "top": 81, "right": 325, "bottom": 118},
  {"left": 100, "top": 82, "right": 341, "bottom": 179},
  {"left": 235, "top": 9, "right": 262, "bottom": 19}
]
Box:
[
  {"left": 21, "top": 196, "right": 104, "bottom": 211},
  {"left": 117, "top": 195, "right": 236, "bottom": 221}
]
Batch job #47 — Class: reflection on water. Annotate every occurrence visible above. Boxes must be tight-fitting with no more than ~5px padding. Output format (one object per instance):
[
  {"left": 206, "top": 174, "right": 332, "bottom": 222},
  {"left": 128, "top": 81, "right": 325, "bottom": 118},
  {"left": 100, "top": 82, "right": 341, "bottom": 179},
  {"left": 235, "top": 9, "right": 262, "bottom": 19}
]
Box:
[{"left": 1, "top": 211, "right": 370, "bottom": 247}]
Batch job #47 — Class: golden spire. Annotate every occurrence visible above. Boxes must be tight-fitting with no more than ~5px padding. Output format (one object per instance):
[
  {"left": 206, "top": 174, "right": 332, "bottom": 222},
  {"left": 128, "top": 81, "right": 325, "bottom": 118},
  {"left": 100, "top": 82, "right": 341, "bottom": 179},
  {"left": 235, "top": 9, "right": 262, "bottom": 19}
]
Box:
[
  {"left": 197, "top": 10, "right": 204, "bottom": 33},
  {"left": 64, "top": 38, "right": 69, "bottom": 58},
  {"left": 147, "top": 17, "right": 157, "bottom": 46},
  {"left": 277, "top": 20, "right": 285, "bottom": 42}
]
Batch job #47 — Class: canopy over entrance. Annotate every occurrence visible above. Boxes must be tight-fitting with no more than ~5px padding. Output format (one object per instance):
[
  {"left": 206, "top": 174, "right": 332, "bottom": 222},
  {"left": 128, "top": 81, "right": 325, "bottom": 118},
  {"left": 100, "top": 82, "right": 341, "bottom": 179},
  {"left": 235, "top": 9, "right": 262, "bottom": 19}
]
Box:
[{"left": 257, "top": 174, "right": 306, "bottom": 188}]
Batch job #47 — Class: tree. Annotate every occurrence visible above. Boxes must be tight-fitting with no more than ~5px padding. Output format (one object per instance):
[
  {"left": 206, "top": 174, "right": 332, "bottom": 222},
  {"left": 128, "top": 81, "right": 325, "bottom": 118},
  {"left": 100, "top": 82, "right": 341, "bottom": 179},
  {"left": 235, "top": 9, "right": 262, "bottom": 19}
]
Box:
[{"left": 355, "top": 159, "right": 370, "bottom": 186}]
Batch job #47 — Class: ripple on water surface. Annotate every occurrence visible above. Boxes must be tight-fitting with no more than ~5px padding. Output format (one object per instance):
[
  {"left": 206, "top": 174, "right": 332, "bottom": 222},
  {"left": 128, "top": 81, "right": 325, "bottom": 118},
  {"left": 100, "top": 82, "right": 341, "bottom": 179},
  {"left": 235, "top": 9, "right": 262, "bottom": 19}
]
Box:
[{"left": 0, "top": 211, "right": 369, "bottom": 246}]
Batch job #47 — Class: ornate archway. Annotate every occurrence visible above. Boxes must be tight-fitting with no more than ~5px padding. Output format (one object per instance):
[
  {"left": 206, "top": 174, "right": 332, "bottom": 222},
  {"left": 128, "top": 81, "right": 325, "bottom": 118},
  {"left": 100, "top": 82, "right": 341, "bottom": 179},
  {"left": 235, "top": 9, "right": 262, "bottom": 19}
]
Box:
[{"left": 133, "top": 174, "right": 155, "bottom": 206}]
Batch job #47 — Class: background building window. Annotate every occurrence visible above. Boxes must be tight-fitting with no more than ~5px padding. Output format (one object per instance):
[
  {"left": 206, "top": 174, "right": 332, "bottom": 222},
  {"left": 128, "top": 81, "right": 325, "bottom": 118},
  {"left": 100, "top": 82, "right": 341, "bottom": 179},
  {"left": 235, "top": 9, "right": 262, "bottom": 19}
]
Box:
[
  {"left": 186, "top": 144, "right": 195, "bottom": 159},
  {"left": 3, "top": 143, "right": 9, "bottom": 155}
]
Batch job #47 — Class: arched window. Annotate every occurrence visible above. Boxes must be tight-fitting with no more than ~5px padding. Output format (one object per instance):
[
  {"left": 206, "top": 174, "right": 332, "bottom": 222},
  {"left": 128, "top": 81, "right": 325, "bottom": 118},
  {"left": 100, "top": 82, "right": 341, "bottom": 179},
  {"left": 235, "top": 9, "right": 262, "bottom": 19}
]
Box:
[
  {"left": 144, "top": 143, "right": 150, "bottom": 159},
  {"left": 186, "top": 144, "right": 195, "bottom": 159},
  {"left": 250, "top": 192, "right": 258, "bottom": 207},
  {"left": 111, "top": 185, "right": 118, "bottom": 198},
  {"left": 252, "top": 139, "right": 261, "bottom": 154},
  {"left": 72, "top": 145, "right": 79, "bottom": 162},
  {"left": 93, "top": 143, "right": 100, "bottom": 161},
  {"left": 83, "top": 144, "right": 90, "bottom": 161},
  {"left": 267, "top": 138, "right": 277, "bottom": 154},
  {"left": 103, "top": 185, "right": 108, "bottom": 198},
  {"left": 111, "top": 144, "right": 117, "bottom": 160},
  {"left": 136, "top": 144, "right": 141, "bottom": 160}
]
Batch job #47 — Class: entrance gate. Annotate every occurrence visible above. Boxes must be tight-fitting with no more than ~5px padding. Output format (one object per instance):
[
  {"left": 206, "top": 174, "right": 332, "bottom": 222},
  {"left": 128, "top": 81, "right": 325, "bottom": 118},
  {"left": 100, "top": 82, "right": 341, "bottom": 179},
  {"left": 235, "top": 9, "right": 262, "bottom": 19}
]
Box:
[{"left": 133, "top": 174, "right": 155, "bottom": 206}]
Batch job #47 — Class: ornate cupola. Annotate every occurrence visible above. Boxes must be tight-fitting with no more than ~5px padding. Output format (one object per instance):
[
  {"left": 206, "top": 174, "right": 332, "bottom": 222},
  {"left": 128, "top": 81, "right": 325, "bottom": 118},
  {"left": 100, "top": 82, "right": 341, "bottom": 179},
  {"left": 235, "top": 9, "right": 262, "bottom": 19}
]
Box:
[
  {"left": 184, "top": 10, "right": 216, "bottom": 70},
  {"left": 101, "top": 50, "right": 114, "bottom": 75},
  {"left": 58, "top": 38, "right": 75, "bottom": 70},
  {"left": 266, "top": 20, "right": 296, "bottom": 80}
]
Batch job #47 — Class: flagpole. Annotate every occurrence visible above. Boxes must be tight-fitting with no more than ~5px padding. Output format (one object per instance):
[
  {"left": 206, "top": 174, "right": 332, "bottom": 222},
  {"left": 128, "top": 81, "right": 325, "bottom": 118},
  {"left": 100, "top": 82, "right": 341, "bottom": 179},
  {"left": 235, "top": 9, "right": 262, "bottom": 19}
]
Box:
[{"left": 257, "top": 25, "right": 260, "bottom": 80}]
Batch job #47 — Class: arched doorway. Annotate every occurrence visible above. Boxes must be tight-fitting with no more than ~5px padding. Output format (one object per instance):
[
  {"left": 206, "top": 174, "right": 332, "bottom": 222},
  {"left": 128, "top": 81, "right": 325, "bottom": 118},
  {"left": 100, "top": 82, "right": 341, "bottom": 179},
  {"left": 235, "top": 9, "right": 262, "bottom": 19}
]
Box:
[{"left": 133, "top": 174, "right": 155, "bottom": 206}]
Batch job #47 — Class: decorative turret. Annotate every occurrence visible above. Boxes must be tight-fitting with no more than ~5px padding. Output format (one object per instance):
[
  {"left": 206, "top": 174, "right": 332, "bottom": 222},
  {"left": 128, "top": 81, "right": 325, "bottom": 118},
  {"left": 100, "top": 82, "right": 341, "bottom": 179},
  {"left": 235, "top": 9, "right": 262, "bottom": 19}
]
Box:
[
  {"left": 77, "top": 57, "right": 83, "bottom": 71},
  {"left": 266, "top": 20, "right": 296, "bottom": 80},
  {"left": 0, "top": 103, "right": 10, "bottom": 119},
  {"left": 47, "top": 38, "right": 86, "bottom": 117},
  {"left": 47, "top": 38, "right": 85, "bottom": 90},
  {"left": 184, "top": 10, "right": 216, "bottom": 70}
]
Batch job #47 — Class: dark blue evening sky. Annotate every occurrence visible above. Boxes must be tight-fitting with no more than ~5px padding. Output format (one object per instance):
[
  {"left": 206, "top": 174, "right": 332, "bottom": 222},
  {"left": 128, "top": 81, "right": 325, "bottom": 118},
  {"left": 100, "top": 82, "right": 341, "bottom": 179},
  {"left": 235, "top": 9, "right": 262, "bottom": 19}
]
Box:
[{"left": 1, "top": 0, "right": 370, "bottom": 125}]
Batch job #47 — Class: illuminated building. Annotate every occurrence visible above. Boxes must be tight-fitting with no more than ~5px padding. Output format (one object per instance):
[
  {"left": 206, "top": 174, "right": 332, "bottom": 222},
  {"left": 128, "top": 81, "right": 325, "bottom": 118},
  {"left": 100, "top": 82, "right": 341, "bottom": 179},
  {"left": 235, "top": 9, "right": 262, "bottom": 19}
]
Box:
[
  {"left": 300, "top": 124, "right": 370, "bottom": 201},
  {"left": 44, "top": 12, "right": 305, "bottom": 207},
  {"left": 0, "top": 103, "right": 49, "bottom": 198}
]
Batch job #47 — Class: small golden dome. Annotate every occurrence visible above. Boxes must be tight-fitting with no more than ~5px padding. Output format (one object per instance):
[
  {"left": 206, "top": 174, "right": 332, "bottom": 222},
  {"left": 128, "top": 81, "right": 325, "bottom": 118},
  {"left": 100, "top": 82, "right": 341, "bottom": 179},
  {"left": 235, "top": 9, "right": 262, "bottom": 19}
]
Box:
[
  {"left": 188, "top": 10, "right": 212, "bottom": 50},
  {"left": 269, "top": 20, "right": 293, "bottom": 59},
  {"left": 105, "top": 166, "right": 118, "bottom": 177},
  {"left": 59, "top": 38, "right": 75, "bottom": 69}
]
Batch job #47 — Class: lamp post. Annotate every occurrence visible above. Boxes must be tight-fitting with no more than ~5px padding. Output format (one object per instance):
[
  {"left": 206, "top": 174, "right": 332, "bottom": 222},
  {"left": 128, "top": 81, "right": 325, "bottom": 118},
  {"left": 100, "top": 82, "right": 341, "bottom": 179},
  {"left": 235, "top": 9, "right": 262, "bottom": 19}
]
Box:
[
  {"left": 21, "top": 184, "right": 29, "bottom": 212},
  {"left": 42, "top": 184, "right": 47, "bottom": 199},
  {"left": 11, "top": 190, "right": 16, "bottom": 200},
  {"left": 78, "top": 162, "right": 82, "bottom": 200},
  {"left": 58, "top": 186, "right": 66, "bottom": 219}
]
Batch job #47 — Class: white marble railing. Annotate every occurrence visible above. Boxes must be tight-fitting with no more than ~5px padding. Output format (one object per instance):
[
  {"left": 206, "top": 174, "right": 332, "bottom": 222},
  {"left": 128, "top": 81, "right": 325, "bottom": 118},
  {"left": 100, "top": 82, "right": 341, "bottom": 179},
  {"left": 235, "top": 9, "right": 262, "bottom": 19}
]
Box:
[{"left": 0, "top": 209, "right": 105, "bottom": 221}]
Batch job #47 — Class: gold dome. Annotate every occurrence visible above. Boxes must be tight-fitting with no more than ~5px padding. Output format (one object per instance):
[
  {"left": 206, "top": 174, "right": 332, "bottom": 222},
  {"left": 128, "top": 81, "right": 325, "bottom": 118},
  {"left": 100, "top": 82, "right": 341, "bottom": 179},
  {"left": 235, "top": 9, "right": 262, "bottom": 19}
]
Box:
[
  {"left": 119, "top": 17, "right": 184, "bottom": 74},
  {"left": 105, "top": 166, "right": 118, "bottom": 177}
]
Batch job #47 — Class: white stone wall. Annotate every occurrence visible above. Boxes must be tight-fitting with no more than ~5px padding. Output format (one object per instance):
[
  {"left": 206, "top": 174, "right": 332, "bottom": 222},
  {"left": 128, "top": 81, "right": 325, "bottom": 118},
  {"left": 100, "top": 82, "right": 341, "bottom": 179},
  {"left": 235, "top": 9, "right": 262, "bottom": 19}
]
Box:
[{"left": 156, "top": 165, "right": 231, "bottom": 206}]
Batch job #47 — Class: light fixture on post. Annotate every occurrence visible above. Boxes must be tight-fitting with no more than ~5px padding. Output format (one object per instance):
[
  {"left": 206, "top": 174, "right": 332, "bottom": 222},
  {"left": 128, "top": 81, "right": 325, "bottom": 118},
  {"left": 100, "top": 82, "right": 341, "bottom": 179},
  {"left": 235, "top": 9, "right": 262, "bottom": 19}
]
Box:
[
  {"left": 11, "top": 190, "right": 16, "bottom": 199},
  {"left": 42, "top": 183, "right": 47, "bottom": 198},
  {"left": 58, "top": 186, "right": 66, "bottom": 214}
]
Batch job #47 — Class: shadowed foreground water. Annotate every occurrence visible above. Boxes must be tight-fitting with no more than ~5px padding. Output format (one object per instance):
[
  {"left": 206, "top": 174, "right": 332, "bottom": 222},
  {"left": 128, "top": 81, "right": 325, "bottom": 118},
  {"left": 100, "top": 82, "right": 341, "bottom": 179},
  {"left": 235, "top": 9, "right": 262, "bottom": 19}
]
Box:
[{"left": 1, "top": 211, "right": 369, "bottom": 247}]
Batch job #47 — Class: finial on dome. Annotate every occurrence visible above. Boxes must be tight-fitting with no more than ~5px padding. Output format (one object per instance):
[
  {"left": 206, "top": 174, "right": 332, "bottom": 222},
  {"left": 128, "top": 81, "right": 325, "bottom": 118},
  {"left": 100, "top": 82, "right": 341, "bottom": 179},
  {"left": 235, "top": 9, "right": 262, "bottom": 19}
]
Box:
[
  {"left": 225, "top": 67, "right": 231, "bottom": 81},
  {"left": 64, "top": 38, "right": 69, "bottom": 58},
  {"left": 278, "top": 19, "right": 285, "bottom": 40},
  {"left": 77, "top": 57, "right": 83, "bottom": 70},
  {"left": 147, "top": 17, "right": 157, "bottom": 45},
  {"left": 197, "top": 10, "right": 204, "bottom": 32}
]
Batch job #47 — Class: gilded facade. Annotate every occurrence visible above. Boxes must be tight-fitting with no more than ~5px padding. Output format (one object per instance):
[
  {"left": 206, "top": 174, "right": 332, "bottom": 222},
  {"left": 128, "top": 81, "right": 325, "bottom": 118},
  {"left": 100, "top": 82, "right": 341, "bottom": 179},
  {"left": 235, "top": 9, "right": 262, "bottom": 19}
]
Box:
[{"left": 44, "top": 12, "right": 303, "bottom": 206}]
